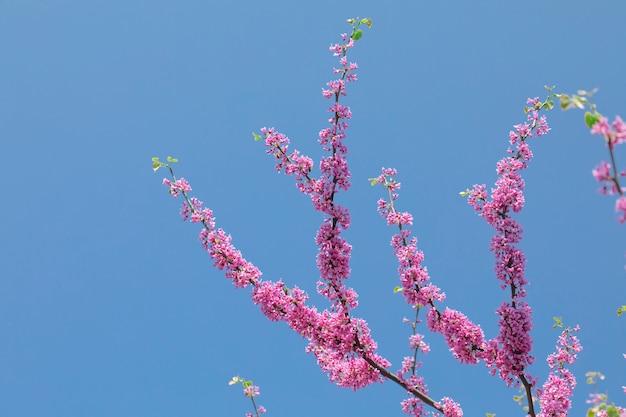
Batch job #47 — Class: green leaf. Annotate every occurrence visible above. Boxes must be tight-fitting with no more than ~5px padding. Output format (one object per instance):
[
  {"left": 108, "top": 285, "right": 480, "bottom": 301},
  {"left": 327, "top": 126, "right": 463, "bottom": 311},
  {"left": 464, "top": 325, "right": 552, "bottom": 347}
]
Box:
[
  {"left": 352, "top": 29, "right": 363, "bottom": 40},
  {"left": 152, "top": 157, "right": 165, "bottom": 172},
  {"left": 572, "top": 96, "right": 586, "bottom": 109},
  {"left": 559, "top": 95, "right": 571, "bottom": 110},
  {"left": 360, "top": 18, "right": 372, "bottom": 28},
  {"left": 252, "top": 132, "right": 263, "bottom": 141},
  {"left": 617, "top": 305, "right": 626, "bottom": 317},
  {"left": 393, "top": 286, "right": 403, "bottom": 293},
  {"left": 585, "top": 111, "right": 601, "bottom": 128},
  {"left": 607, "top": 405, "right": 621, "bottom": 417}
]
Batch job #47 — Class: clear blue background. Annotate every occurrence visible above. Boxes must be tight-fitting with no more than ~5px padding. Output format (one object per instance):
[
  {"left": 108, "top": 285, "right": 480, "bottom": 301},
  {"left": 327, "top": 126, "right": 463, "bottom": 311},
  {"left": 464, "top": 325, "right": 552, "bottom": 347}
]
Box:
[{"left": 1, "top": 2, "right": 624, "bottom": 416}]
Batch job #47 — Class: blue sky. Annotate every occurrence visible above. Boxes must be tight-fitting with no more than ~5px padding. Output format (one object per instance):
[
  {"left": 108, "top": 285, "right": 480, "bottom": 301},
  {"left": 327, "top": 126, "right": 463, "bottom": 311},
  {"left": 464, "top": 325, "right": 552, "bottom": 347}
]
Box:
[{"left": 1, "top": 2, "right": 625, "bottom": 416}]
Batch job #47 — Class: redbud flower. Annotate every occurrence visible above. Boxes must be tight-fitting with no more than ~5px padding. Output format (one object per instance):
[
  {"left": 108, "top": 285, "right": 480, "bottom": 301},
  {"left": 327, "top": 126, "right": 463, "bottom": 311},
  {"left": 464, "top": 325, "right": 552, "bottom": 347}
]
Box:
[{"left": 615, "top": 196, "right": 626, "bottom": 224}]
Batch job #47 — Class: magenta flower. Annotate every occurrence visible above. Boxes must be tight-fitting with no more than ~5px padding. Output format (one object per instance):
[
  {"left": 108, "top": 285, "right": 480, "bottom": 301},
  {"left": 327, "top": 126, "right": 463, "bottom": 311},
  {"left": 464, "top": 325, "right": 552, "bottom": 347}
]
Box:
[
  {"left": 591, "top": 117, "right": 611, "bottom": 137},
  {"left": 463, "top": 97, "right": 554, "bottom": 391},
  {"left": 587, "top": 114, "right": 626, "bottom": 222},
  {"left": 592, "top": 161, "right": 612, "bottom": 185},
  {"left": 615, "top": 196, "right": 626, "bottom": 224},
  {"left": 537, "top": 325, "right": 581, "bottom": 417}
]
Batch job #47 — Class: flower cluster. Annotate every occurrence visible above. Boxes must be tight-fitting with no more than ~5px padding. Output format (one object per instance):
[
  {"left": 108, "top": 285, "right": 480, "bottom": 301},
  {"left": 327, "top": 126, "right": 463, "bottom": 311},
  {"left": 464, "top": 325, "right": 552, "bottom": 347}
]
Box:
[
  {"left": 163, "top": 171, "right": 390, "bottom": 389},
  {"left": 375, "top": 169, "right": 489, "bottom": 364},
  {"left": 254, "top": 28, "right": 395, "bottom": 391},
  {"left": 589, "top": 115, "right": 626, "bottom": 223},
  {"left": 559, "top": 92, "right": 626, "bottom": 224},
  {"left": 465, "top": 97, "right": 553, "bottom": 388},
  {"left": 160, "top": 27, "right": 392, "bottom": 397},
  {"left": 374, "top": 168, "right": 486, "bottom": 415},
  {"left": 154, "top": 21, "right": 626, "bottom": 417},
  {"left": 536, "top": 323, "right": 582, "bottom": 417},
  {"left": 370, "top": 97, "right": 553, "bottom": 414},
  {"left": 229, "top": 376, "right": 266, "bottom": 417}
]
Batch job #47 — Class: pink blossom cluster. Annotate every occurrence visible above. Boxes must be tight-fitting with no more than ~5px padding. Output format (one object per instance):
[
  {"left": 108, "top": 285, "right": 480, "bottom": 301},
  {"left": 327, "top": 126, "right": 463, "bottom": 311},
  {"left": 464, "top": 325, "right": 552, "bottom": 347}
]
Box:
[
  {"left": 243, "top": 385, "right": 260, "bottom": 398},
  {"left": 464, "top": 98, "right": 552, "bottom": 387},
  {"left": 435, "top": 397, "right": 463, "bottom": 417},
  {"left": 396, "top": 345, "right": 429, "bottom": 416},
  {"left": 162, "top": 31, "right": 391, "bottom": 394},
  {"left": 155, "top": 24, "right": 620, "bottom": 417},
  {"left": 536, "top": 325, "right": 582, "bottom": 417},
  {"left": 375, "top": 168, "right": 482, "bottom": 414},
  {"left": 162, "top": 177, "right": 191, "bottom": 197},
  {"left": 590, "top": 116, "right": 626, "bottom": 149},
  {"left": 374, "top": 169, "right": 487, "bottom": 363},
  {"left": 369, "top": 99, "right": 552, "bottom": 413},
  {"left": 164, "top": 167, "right": 390, "bottom": 391},
  {"left": 588, "top": 115, "right": 626, "bottom": 223}
]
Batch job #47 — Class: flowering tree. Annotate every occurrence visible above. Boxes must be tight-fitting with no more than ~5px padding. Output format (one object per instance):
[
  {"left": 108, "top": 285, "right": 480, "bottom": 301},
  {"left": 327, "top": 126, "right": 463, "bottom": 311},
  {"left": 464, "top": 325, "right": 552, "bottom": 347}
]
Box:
[{"left": 153, "top": 18, "right": 624, "bottom": 417}]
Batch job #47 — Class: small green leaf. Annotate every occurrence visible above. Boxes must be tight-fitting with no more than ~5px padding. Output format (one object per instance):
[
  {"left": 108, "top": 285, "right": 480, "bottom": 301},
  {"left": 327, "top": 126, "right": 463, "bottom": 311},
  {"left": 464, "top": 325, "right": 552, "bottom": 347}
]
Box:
[
  {"left": 616, "top": 305, "right": 626, "bottom": 317},
  {"left": 459, "top": 189, "right": 470, "bottom": 197},
  {"left": 607, "top": 405, "right": 621, "bottom": 417},
  {"left": 572, "top": 96, "right": 586, "bottom": 109},
  {"left": 360, "top": 18, "right": 372, "bottom": 28},
  {"left": 584, "top": 111, "right": 601, "bottom": 128},
  {"left": 352, "top": 29, "right": 363, "bottom": 40},
  {"left": 253, "top": 132, "right": 263, "bottom": 141},
  {"left": 228, "top": 376, "right": 240, "bottom": 385},
  {"left": 393, "top": 286, "right": 403, "bottom": 293}
]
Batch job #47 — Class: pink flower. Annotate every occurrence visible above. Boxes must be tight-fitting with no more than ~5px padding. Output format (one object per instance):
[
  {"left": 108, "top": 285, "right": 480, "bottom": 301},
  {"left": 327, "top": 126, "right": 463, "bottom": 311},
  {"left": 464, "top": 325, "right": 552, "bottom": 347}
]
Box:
[
  {"left": 162, "top": 177, "right": 191, "bottom": 197},
  {"left": 591, "top": 117, "right": 611, "bottom": 136},
  {"left": 409, "top": 334, "right": 430, "bottom": 353},
  {"left": 537, "top": 325, "right": 581, "bottom": 417},
  {"left": 440, "top": 397, "right": 463, "bottom": 417},
  {"left": 428, "top": 308, "right": 486, "bottom": 365},
  {"left": 243, "top": 385, "right": 259, "bottom": 397},
  {"left": 615, "top": 196, "right": 626, "bottom": 224},
  {"left": 592, "top": 161, "right": 612, "bottom": 184}
]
